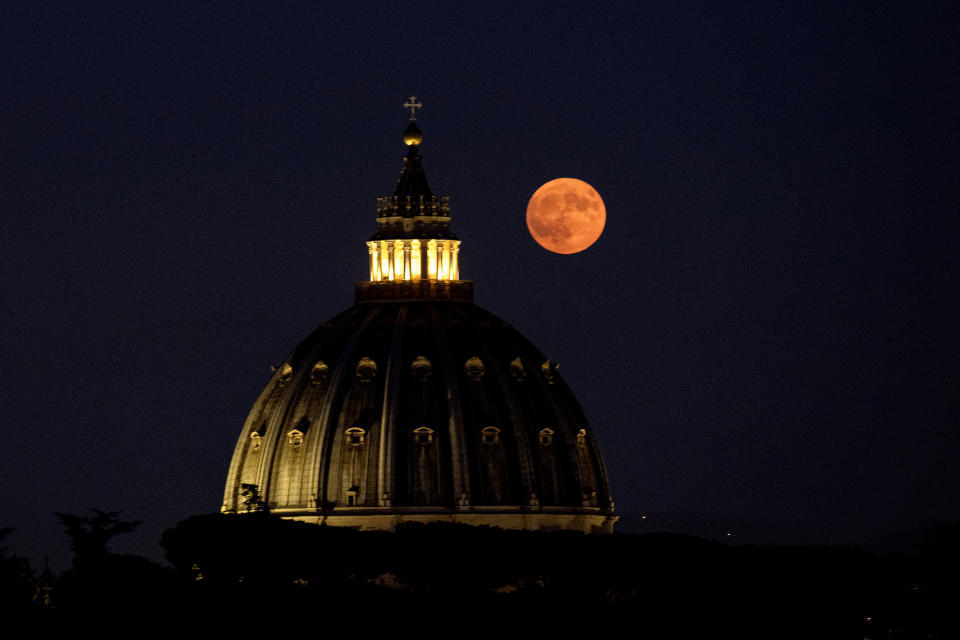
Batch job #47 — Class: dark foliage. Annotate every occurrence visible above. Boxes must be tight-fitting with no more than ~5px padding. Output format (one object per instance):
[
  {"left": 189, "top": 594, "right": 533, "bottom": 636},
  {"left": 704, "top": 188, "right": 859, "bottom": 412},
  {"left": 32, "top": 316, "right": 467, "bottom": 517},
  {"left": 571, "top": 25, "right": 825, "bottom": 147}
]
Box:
[
  {"left": 54, "top": 509, "right": 143, "bottom": 569},
  {"left": 914, "top": 522, "right": 960, "bottom": 636},
  {"left": 157, "top": 515, "right": 939, "bottom": 637},
  {"left": 4, "top": 513, "right": 955, "bottom": 636},
  {"left": 43, "top": 509, "right": 176, "bottom": 626},
  {"left": 0, "top": 529, "right": 35, "bottom": 619}
]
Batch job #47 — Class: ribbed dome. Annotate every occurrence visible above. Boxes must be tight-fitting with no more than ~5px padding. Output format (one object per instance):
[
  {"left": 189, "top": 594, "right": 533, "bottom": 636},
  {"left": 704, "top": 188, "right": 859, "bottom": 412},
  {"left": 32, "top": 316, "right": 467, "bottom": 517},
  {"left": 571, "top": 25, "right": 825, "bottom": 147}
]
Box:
[
  {"left": 222, "top": 301, "right": 615, "bottom": 532},
  {"left": 222, "top": 103, "right": 615, "bottom": 533}
]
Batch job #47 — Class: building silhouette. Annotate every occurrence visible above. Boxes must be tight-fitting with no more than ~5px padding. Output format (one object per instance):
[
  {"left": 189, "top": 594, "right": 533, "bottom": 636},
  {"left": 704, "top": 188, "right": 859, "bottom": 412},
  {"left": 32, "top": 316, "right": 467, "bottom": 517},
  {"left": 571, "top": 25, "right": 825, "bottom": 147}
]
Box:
[{"left": 222, "top": 102, "right": 616, "bottom": 533}]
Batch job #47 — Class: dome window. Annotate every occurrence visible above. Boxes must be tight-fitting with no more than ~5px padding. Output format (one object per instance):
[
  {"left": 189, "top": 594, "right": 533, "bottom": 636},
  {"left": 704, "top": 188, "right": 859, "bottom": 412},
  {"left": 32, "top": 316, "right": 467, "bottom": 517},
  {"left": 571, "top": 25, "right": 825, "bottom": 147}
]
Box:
[
  {"left": 250, "top": 432, "right": 263, "bottom": 449},
  {"left": 538, "top": 428, "right": 554, "bottom": 446},
  {"left": 345, "top": 486, "right": 359, "bottom": 507},
  {"left": 576, "top": 429, "right": 587, "bottom": 446},
  {"left": 356, "top": 357, "right": 377, "bottom": 380},
  {"left": 541, "top": 360, "right": 557, "bottom": 384},
  {"left": 465, "top": 356, "right": 485, "bottom": 381},
  {"left": 288, "top": 429, "right": 304, "bottom": 447},
  {"left": 410, "top": 355, "right": 433, "bottom": 381},
  {"left": 413, "top": 425, "right": 435, "bottom": 444},
  {"left": 481, "top": 426, "right": 501, "bottom": 445},
  {"left": 510, "top": 357, "right": 526, "bottom": 381},
  {"left": 310, "top": 361, "right": 330, "bottom": 384},
  {"left": 345, "top": 427, "right": 366, "bottom": 446},
  {"left": 278, "top": 363, "right": 293, "bottom": 384}
]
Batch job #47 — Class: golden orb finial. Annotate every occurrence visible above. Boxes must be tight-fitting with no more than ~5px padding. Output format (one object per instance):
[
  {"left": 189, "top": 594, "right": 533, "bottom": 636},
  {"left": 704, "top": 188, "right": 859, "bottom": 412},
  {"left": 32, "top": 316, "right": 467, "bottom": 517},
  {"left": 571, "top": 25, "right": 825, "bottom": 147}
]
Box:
[{"left": 403, "top": 120, "right": 423, "bottom": 146}]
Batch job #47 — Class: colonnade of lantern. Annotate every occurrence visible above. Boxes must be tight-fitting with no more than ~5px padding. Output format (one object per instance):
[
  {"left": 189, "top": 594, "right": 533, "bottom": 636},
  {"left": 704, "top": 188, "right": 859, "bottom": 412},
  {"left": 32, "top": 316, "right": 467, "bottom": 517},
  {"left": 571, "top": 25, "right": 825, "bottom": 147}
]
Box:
[{"left": 367, "top": 238, "right": 460, "bottom": 282}]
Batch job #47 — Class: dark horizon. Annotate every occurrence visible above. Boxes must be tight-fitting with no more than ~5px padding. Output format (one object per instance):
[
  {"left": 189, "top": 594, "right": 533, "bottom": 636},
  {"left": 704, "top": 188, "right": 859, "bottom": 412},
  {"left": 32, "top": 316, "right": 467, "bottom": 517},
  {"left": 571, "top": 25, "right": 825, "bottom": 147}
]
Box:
[
  {"left": 12, "top": 516, "right": 959, "bottom": 636},
  {"left": 1, "top": 2, "right": 957, "bottom": 571}
]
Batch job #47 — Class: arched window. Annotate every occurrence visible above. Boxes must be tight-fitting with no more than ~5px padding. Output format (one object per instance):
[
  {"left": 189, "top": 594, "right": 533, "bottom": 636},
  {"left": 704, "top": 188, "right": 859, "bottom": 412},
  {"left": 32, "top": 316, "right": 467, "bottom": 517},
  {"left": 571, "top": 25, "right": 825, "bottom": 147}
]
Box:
[
  {"left": 541, "top": 360, "right": 557, "bottom": 384},
  {"left": 310, "top": 360, "right": 329, "bottom": 383},
  {"left": 481, "top": 426, "right": 501, "bottom": 445},
  {"left": 355, "top": 357, "right": 377, "bottom": 380},
  {"left": 250, "top": 431, "right": 263, "bottom": 449},
  {"left": 288, "top": 429, "right": 304, "bottom": 446},
  {"left": 410, "top": 356, "right": 433, "bottom": 381},
  {"left": 465, "top": 356, "right": 485, "bottom": 381},
  {"left": 345, "top": 427, "right": 366, "bottom": 446},
  {"left": 510, "top": 357, "right": 526, "bottom": 381},
  {"left": 538, "top": 428, "right": 554, "bottom": 446},
  {"left": 576, "top": 428, "right": 587, "bottom": 446}
]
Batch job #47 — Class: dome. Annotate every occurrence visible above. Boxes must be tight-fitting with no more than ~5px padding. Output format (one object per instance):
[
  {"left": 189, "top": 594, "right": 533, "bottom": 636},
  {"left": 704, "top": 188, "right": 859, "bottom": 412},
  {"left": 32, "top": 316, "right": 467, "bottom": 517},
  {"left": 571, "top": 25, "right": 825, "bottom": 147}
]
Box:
[{"left": 222, "top": 103, "right": 616, "bottom": 534}]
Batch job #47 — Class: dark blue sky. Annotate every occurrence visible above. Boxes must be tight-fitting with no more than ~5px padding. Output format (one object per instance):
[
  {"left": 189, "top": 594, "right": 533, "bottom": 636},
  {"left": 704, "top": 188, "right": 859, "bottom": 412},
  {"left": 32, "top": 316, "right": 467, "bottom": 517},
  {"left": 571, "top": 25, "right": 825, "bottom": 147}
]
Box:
[{"left": 1, "top": 1, "right": 957, "bottom": 566}]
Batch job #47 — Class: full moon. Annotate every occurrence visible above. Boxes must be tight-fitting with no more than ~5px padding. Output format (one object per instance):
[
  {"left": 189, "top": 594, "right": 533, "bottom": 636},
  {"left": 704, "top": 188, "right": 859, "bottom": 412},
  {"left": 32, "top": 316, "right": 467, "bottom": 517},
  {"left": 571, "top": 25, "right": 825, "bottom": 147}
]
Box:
[{"left": 526, "top": 178, "right": 606, "bottom": 254}]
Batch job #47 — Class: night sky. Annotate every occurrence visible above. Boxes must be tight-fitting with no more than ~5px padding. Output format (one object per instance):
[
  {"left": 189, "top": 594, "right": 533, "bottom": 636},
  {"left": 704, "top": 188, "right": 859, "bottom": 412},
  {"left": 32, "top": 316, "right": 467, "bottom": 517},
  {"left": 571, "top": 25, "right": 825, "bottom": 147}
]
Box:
[{"left": 2, "top": 2, "right": 957, "bottom": 567}]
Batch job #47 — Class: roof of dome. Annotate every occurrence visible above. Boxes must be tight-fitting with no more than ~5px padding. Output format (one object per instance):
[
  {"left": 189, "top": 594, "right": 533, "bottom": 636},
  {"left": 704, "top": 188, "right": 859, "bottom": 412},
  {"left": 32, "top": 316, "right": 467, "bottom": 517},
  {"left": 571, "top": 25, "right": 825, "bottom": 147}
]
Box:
[
  {"left": 223, "top": 301, "right": 614, "bottom": 528},
  {"left": 222, "top": 104, "right": 615, "bottom": 533}
]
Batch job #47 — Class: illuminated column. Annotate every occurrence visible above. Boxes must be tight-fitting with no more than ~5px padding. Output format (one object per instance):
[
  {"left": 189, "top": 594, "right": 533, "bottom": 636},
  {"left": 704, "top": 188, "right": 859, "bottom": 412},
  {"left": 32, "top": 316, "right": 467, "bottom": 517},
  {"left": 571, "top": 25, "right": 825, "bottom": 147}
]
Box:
[
  {"left": 367, "top": 242, "right": 380, "bottom": 281},
  {"left": 427, "top": 239, "right": 437, "bottom": 279},
  {"left": 393, "top": 240, "right": 404, "bottom": 281},
  {"left": 368, "top": 238, "right": 460, "bottom": 282},
  {"left": 411, "top": 239, "right": 421, "bottom": 281},
  {"left": 440, "top": 241, "right": 450, "bottom": 280},
  {"left": 380, "top": 241, "right": 390, "bottom": 281}
]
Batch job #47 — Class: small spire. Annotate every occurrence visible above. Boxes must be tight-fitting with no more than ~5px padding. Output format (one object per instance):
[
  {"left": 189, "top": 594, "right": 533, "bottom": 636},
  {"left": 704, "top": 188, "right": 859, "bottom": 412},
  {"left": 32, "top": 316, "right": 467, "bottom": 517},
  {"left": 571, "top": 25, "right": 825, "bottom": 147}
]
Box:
[
  {"left": 403, "top": 95, "right": 423, "bottom": 120},
  {"left": 393, "top": 138, "right": 431, "bottom": 197}
]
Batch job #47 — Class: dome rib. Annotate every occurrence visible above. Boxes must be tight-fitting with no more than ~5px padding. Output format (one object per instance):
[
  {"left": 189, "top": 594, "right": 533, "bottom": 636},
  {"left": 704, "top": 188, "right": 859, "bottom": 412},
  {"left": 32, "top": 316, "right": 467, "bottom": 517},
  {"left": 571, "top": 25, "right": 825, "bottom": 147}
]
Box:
[
  {"left": 427, "top": 304, "right": 472, "bottom": 509},
  {"left": 377, "top": 305, "right": 407, "bottom": 508}
]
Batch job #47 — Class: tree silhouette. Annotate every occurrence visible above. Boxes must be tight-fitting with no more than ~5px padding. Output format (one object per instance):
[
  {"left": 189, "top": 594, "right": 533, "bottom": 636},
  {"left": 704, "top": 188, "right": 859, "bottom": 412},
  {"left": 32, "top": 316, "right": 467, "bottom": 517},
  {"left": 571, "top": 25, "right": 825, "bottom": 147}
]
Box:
[
  {"left": 54, "top": 509, "right": 142, "bottom": 569},
  {"left": 0, "top": 528, "right": 34, "bottom": 618},
  {"left": 239, "top": 484, "right": 267, "bottom": 512}
]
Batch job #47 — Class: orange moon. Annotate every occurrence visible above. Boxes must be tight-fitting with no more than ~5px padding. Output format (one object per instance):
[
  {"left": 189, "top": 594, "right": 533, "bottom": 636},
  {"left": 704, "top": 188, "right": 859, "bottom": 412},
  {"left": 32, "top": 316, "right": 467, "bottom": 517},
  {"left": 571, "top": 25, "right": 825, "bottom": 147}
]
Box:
[{"left": 526, "top": 178, "right": 606, "bottom": 254}]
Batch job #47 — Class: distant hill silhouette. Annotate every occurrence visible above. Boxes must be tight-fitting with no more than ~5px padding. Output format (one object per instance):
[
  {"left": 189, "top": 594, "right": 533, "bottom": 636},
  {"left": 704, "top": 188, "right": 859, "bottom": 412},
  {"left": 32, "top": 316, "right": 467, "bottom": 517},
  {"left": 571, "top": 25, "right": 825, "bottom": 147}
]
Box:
[{"left": 616, "top": 511, "right": 816, "bottom": 546}]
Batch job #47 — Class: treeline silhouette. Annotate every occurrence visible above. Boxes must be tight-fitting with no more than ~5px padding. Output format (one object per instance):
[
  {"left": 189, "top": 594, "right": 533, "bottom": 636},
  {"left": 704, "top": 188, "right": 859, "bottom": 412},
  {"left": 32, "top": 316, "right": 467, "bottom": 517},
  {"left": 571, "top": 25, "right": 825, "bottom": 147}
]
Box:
[{"left": 1, "top": 512, "right": 956, "bottom": 637}]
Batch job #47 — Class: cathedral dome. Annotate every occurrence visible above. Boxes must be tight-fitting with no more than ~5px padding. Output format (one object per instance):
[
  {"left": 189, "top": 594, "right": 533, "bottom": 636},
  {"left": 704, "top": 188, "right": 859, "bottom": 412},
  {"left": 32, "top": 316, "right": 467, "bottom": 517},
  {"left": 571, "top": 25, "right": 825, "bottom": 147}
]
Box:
[{"left": 222, "top": 103, "right": 615, "bottom": 533}]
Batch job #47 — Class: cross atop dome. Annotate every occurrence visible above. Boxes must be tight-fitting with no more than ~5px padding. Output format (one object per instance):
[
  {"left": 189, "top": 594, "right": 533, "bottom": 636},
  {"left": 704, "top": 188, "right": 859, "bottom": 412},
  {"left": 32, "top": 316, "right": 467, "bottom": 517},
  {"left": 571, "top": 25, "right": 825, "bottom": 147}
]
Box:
[{"left": 403, "top": 95, "right": 423, "bottom": 120}]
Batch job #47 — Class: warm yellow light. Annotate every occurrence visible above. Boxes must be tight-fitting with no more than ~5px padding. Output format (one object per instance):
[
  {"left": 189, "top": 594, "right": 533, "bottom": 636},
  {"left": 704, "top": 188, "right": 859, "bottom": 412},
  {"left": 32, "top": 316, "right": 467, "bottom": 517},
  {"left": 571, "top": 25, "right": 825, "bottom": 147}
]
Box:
[
  {"left": 411, "top": 239, "right": 421, "bottom": 280},
  {"left": 365, "top": 238, "right": 461, "bottom": 282},
  {"left": 427, "top": 239, "right": 437, "bottom": 279},
  {"left": 379, "top": 241, "right": 390, "bottom": 280},
  {"left": 438, "top": 242, "right": 447, "bottom": 280},
  {"left": 393, "top": 240, "right": 404, "bottom": 281}
]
